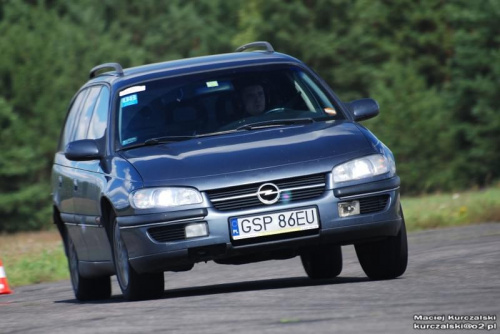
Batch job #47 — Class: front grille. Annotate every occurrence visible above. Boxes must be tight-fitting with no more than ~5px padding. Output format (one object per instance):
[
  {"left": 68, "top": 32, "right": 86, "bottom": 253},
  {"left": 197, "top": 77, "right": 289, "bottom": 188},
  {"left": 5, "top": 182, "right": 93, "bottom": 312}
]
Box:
[
  {"left": 359, "top": 195, "right": 390, "bottom": 214},
  {"left": 148, "top": 224, "right": 186, "bottom": 242},
  {"left": 207, "top": 174, "right": 326, "bottom": 211}
]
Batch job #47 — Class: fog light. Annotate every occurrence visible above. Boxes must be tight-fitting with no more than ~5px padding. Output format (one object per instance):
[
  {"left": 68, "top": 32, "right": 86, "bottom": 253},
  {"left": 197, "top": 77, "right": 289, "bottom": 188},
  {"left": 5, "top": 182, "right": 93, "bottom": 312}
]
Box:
[
  {"left": 338, "top": 201, "right": 360, "bottom": 218},
  {"left": 185, "top": 223, "right": 208, "bottom": 238}
]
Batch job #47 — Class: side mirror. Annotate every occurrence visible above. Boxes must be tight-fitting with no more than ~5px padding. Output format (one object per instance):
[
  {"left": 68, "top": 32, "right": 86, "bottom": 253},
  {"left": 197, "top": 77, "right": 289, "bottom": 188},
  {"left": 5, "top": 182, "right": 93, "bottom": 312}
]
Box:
[
  {"left": 347, "top": 98, "right": 380, "bottom": 122},
  {"left": 64, "top": 139, "right": 101, "bottom": 161}
]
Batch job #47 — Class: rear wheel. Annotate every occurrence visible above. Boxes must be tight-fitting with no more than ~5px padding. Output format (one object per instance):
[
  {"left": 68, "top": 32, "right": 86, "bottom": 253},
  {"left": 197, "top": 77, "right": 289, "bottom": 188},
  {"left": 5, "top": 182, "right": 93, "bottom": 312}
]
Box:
[
  {"left": 67, "top": 234, "right": 111, "bottom": 301},
  {"left": 111, "top": 217, "right": 164, "bottom": 301},
  {"left": 301, "top": 244, "right": 343, "bottom": 279},
  {"left": 355, "top": 209, "right": 408, "bottom": 280}
]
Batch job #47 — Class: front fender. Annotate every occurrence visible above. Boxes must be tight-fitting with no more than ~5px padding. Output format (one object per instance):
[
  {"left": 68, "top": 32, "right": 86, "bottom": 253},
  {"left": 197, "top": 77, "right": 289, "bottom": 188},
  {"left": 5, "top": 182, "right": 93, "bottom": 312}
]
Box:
[{"left": 104, "top": 156, "right": 143, "bottom": 216}]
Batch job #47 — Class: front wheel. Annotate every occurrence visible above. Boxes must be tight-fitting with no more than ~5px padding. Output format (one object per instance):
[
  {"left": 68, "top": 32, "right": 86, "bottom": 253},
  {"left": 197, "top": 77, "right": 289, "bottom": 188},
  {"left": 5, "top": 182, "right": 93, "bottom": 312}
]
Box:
[
  {"left": 355, "top": 210, "right": 408, "bottom": 280},
  {"left": 67, "top": 234, "right": 111, "bottom": 301},
  {"left": 301, "top": 244, "right": 343, "bottom": 279},
  {"left": 112, "top": 218, "right": 164, "bottom": 301}
]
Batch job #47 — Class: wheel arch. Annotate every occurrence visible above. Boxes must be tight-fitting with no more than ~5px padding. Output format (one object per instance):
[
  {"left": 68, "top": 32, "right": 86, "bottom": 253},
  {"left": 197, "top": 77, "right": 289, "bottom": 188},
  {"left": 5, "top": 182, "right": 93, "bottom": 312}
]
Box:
[
  {"left": 53, "top": 206, "right": 69, "bottom": 256},
  {"left": 100, "top": 197, "right": 116, "bottom": 243}
]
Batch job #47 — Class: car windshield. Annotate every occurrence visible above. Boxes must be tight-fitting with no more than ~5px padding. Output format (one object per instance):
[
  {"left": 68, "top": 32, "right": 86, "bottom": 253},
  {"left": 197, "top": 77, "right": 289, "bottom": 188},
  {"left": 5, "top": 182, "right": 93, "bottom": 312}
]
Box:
[{"left": 116, "top": 64, "right": 344, "bottom": 148}]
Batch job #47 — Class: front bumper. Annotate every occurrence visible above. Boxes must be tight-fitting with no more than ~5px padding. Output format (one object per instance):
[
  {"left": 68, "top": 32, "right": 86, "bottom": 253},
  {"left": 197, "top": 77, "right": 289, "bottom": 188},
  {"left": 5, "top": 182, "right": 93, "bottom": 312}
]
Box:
[{"left": 118, "top": 176, "right": 402, "bottom": 273}]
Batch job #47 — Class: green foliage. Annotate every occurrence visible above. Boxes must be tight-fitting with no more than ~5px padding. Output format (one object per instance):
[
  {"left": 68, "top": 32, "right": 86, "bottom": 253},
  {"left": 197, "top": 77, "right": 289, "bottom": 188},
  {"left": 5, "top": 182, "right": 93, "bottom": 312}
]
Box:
[
  {"left": 0, "top": 1, "right": 141, "bottom": 232},
  {"left": 364, "top": 62, "right": 453, "bottom": 193},
  {"left": 445, "top": 0, "right": 500, "bottom": 187},
  {"left": 0, "top": 0, "right": 499, "bottom": 231}
]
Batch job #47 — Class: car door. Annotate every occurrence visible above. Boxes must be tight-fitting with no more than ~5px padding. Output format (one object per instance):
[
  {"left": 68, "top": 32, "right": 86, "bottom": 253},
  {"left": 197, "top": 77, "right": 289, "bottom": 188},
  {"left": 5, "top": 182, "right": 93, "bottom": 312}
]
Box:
[
  {"left": 53, "top": 88, "right": 90, "bottom": 259},
  {"left": 73, "top": 86, "right": 113, "bottom": 262}
]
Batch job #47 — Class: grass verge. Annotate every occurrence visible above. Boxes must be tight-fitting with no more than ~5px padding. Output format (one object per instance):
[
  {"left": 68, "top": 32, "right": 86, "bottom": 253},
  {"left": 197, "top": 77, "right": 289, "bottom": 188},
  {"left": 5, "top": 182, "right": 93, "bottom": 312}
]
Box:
[
  {"left": 0, "top": 231, "right": 68, "bottom": 288},
  {"left": 402, "top": 186, "right": 500, "bottom": 231},
  {"left": 0, "top": 186, "right": 499, "bottom": 287}
]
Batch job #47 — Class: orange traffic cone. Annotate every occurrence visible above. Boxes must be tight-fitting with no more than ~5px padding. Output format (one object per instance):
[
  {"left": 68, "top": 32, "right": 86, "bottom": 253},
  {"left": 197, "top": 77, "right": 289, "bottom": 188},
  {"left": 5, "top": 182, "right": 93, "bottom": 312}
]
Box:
[{"left": 0, "top": 259, "right": 13, "bottom": 295}]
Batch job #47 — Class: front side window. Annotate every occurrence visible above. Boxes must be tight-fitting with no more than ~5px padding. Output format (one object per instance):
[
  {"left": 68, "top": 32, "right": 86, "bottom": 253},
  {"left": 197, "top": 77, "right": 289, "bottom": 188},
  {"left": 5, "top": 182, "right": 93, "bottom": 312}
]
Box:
[
  {"left": 73, "top": 86, "right": 101, "bottom": 141},
  {"left": 116, "top": 65, "right": 344, "bottom": 148},
  {"left": 60, "top": 89, "right": 89, "bottom": 150},
  {"left": 88, "top": 86, "right": 110, "bottom": 140}
]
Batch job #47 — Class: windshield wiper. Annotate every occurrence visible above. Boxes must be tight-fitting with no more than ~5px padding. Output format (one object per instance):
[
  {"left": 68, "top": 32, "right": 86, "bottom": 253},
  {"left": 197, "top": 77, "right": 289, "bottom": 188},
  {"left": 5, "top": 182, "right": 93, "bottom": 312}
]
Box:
[
  {"left": 119, "top": 119, "right": 316, "bottom": 151},
  {"left": 235, "top": 118, "right": 315, "bottom": 131},
  {"left": 118, "top": 135, "right": 195, "bottom": 151},
  {"left": 143, "top": 135, "right": 195, "bottom": 145}
]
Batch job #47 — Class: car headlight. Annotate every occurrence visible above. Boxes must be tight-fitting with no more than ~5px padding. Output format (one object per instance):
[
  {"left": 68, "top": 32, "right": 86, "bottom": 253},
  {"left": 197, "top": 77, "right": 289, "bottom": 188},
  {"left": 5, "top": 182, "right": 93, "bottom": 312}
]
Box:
[
  {"left": 332, "top": 154, "right": 395, "bottom": 183},
  {"left": 130, "top": 187, "right": 203, "bottom": 209}
]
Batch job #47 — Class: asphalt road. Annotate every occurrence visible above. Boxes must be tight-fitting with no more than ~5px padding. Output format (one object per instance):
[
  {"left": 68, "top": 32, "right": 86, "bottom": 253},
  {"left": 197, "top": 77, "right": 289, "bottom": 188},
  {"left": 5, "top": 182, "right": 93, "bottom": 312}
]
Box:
[{"left": 1, "top": 223, "right": 499, "bottom": 334}]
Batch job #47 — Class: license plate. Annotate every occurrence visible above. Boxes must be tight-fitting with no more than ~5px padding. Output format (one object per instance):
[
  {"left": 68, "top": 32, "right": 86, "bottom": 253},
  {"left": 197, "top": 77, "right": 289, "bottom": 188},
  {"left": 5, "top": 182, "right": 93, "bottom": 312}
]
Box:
[{"left": 230, "top": 207, "right": 319, "bottom": 240}]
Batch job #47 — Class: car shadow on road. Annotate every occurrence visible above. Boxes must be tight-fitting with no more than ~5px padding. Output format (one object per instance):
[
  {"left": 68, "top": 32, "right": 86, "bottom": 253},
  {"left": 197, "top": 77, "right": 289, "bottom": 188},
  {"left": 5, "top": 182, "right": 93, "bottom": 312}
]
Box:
[
  {"left": 55, "top": 276, "right": 371, "bottom": 304},
  {"left": 164, "top": 276, "right": 370, "bottom": 299}
]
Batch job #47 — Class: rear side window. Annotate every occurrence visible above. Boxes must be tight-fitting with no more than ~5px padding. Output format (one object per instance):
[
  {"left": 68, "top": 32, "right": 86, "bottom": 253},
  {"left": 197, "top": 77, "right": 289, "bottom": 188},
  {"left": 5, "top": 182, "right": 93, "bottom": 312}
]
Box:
[{"left": 88, "top": 86, "right": 110, "bottom": 140}]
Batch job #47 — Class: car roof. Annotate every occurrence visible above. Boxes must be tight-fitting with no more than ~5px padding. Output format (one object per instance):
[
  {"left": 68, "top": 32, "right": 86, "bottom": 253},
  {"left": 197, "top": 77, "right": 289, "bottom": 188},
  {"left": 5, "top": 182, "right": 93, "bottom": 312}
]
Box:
[{"left": 86, "top": 49, "right": 304, "bottom": 90}]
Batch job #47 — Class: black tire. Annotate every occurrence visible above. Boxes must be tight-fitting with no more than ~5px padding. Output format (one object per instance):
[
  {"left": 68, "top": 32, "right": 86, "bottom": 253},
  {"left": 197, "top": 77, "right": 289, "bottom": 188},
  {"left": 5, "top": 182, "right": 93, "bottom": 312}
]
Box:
[
  {"left": 111, "top": 217, "right": 164, "bottom": 301},
  {"left": 355, "top": 210, "right": 408, "bottom": 280},
  {"left": 67, "top": 234, "right": 111, "bottom": 301},
  {"left": 301, "top": 244, "right": 343, "bottom": 279}
]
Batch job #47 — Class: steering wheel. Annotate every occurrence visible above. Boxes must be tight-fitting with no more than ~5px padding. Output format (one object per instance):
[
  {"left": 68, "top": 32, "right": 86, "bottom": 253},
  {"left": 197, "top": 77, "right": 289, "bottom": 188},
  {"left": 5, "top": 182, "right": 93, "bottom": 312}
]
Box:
[{"left": 265, "top": 107, "right": 286, "bottom": 114}]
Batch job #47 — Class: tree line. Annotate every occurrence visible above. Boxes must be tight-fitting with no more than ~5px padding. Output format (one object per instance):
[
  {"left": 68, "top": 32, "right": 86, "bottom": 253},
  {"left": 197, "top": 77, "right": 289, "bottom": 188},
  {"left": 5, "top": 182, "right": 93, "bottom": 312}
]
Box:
[{"left": 0, "top": 0, "right": 498, "bottom": 232}]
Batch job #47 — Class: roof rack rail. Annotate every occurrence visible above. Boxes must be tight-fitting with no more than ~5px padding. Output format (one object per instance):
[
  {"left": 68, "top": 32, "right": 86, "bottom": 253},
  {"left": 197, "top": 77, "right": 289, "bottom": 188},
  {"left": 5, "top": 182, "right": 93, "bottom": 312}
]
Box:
[
  {"left": 235, "top": 41, "right": 275, "bottom": 53},
  {"left": 89, "top": 63, "right": 124, "bottom": 79}
]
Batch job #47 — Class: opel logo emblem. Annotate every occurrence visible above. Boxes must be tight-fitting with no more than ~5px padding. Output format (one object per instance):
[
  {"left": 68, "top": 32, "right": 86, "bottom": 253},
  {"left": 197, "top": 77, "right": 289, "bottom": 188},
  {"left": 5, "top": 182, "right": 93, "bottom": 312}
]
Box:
[{"left": 257, "top": 183, "right": 281, "bottom": 205}]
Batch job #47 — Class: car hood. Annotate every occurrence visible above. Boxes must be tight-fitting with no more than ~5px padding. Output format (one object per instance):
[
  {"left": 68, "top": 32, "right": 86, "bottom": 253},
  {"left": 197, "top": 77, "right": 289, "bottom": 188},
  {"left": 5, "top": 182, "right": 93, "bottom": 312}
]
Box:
[{"left": 120, "top": 121, "right": 374, "bottom": 189}]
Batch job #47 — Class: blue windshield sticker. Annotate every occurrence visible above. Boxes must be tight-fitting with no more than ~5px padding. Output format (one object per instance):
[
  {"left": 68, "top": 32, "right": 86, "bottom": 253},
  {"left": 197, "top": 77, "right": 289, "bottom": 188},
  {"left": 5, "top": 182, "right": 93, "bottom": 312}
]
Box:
[
  {"left": 122, "top": 137, "right": 137, "bottom": 146},
  {"left": 121, "top": 94, "right": 138, "bottom": 108}
]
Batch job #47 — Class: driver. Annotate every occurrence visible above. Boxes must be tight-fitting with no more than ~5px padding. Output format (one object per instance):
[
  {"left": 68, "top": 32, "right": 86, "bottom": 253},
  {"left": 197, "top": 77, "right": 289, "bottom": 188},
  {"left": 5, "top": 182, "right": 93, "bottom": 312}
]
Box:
[{"left": 241, "top": 84, "right": 266, "bottom": 115}]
